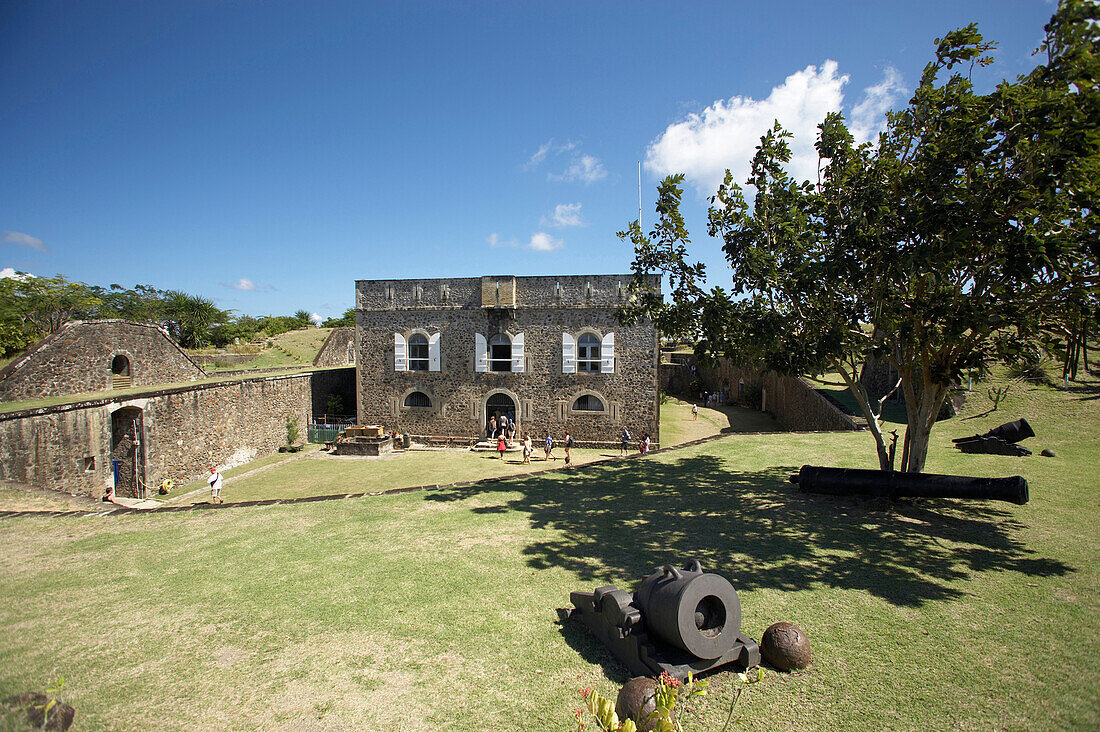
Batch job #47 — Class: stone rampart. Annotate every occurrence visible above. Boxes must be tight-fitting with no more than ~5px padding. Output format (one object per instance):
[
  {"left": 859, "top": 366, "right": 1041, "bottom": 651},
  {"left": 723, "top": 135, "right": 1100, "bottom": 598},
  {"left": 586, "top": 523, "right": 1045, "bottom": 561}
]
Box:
[
  {"left": 313, "top": 327, "right": 356, "bottom": 367},
  {"left": 0, "top": 320, "right": 205, "bottom": 402},
  {"left": 673, "top": 357, "right": 858, "bottom": 432},
  {"left": 0, "top": 372, "right": 314, "bottom": 498}
]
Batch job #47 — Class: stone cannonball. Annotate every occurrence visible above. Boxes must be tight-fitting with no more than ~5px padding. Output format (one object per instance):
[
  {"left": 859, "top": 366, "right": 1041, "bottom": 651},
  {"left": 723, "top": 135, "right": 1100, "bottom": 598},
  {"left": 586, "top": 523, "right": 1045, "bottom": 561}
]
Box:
[
  {"left": 760, "top": 621, "right": 812, "bottom": 671},
  {"left": 615, "top": 676, "right": 658, "bottom": 732}
]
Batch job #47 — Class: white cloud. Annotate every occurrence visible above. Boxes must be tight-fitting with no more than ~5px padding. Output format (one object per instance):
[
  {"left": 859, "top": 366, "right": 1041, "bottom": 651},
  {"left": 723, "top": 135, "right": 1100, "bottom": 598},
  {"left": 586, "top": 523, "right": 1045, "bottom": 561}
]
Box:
[
  {"left": 527, "top": 232, "right": 563, "bottom": 252},
  {"left": 2, "top": 230, "right": 47, "bottom": 251},
  {"left": 550, "top": 154, "right": 607, "bottom": 184},
  {"left": 1, "top": 267, "right": 33, "bottom": 280},
  {"left": 645, "top": 62, "right": 905, "bottom": 196},
  {"left": 487, "top": 233, "right": 518, "bottom": 248},
  {"left": 525, "top": 139, "right": 577, "bottom": 170},
  {"left": 309, "top": 312, "right": 322, "bottom": 326},
  {"left": 233, "top": 278, "right": 256, "bottom": 291},
  {"left": 850, "top": 66, "right": 906, "bottom": 143},
  {"left": 542, "top": 202, "right": 585, "bottom": 228}
]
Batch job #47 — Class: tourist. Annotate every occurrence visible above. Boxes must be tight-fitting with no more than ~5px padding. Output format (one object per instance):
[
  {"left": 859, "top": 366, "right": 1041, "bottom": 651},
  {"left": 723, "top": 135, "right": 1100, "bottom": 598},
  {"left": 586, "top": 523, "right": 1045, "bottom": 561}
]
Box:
[
  {"left": 618, "top": 426, "right": 631, "bottom": 457},
  {"left": 639, "top": 432, "right": 650, "bottom": 455},
  {"left": 544, "top": 432, "right": 555, "bottom": 460},
  {"left": 499, "top": 413, "right": 509, "bottom": 440},
  {"left": 207, "top": 467, "right": 223, "bottom": 504},
  {"left": 497, "top": 434, "right": 507, "bottom": 459},
  {"left": 692, "top": 403, "right": 699, "bottom": 420},
  {"left": 522, "top": 434, "right": 532, "bottom": 464},
  {"left": 564, "top": 430, "right": 574, "bottom": 467},
  {"left": 488, "top": 415, "right": 497, "bottom": 440}
]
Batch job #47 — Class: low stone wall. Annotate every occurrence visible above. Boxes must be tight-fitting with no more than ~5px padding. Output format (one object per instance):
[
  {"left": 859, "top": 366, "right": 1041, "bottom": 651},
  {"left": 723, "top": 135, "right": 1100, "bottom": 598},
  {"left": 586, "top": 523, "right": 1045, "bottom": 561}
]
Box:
[
  {"left": 669, "top": 357, "right": 858, "bottom": 432},
  {"left": 0, "top": 372, "right": 316, "bottom": 498}
]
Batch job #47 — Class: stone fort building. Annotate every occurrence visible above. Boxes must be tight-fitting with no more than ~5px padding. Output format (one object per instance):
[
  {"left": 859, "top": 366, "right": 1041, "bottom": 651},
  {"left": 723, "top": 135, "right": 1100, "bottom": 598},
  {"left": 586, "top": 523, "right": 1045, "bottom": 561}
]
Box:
[{"left": 355, "top": 274, "right": 660, "bottom": 445}]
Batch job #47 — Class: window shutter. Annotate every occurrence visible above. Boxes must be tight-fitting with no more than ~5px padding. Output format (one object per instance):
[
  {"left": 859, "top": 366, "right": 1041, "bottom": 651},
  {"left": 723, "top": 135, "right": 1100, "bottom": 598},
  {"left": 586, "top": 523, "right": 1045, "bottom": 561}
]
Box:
[
  {"left": 511, "top": 332, "right": 525, "bottom": 372},
  {"left": 475, "top": 333, "right": 488, "bottom": 372},
  {"left": 394, "top": 333, "right": 407, "bottom": 372},
  {"left": 428, "top": 332, "right": 441, "bottom": 371},
  {"left": 562, "top": 333, "right": 576, "bottom": 373},
  {"left": 601, "top": 332, "right": 615, "bottom": 373}
]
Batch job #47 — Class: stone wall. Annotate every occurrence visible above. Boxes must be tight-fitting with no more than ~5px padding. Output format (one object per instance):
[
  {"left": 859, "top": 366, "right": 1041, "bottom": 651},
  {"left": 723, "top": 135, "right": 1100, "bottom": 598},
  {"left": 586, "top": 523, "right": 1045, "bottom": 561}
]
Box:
[
  {"left": 0, "top": 372, "right": 314, "bottom": 498},
  {"left": 355, "top": 275, "right": 660, "bottom": 445},
  {"left": 313, "top": 327, "right": 356, "bottom": 367},
  {"left": 0, "top": 320, "right": 205, "bottom": 402},
  {"left": 672, "top": 357, "right": 859, "bottom": 432}
]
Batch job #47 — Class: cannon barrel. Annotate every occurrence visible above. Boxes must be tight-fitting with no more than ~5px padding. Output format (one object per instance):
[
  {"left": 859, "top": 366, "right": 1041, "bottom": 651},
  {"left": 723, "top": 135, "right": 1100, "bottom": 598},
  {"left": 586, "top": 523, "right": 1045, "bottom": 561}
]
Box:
[
  {"left": 791, "top": 465, "right": 1028, "bottom": 505},
  {"left": 634, "top": 560, "right": 743, "bottom": 660},
  {"left": 953, "top": 417, "right": 1034, "bottom": 445}
]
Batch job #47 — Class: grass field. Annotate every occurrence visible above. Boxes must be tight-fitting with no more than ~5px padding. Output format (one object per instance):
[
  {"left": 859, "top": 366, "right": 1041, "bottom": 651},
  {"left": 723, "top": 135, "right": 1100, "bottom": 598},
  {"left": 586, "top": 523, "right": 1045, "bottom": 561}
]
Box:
[{"left": 0, "top": 369, "right": 1097, "bottom": 729}]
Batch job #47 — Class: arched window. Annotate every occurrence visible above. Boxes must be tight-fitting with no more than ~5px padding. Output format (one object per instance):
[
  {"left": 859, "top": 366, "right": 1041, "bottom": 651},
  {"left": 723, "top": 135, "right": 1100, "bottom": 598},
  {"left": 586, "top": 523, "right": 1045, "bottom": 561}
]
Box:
[
  {"left": 489, "top": 334, "right": 512, "bottom": 372},
  {"left": 572, "top": 394, "right": 605, "bottom": 412},
  {"left": 577, "top": 333, "right": 601, "bottom": 372},
  {"left": 404, "top": 391, "right": 431, "bottom": 408},
  {"left": 408, "top": 334, "right": 429, "bottom": 371}
]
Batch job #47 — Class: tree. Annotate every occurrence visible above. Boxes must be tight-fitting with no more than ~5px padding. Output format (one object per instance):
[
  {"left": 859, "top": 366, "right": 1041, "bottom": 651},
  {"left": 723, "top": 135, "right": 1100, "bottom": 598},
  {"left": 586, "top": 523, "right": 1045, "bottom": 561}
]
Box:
[
  {"left": 322, "top": 308, "right": 356, "bottom": 328},
  {"left": 159, "top": 291, "right": 229, "bottom": 348},
  {"left": 620, "top": 4, "right": 1098, "bottom": 473},
  {"left": 293, "top": 310, "right": 313, "bottom": 327}
]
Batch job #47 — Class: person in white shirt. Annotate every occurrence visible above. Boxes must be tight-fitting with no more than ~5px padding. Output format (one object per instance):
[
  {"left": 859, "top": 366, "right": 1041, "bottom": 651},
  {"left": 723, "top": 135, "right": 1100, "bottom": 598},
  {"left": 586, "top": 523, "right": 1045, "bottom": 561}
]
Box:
[{"left": 208, "top": 467, "right": 224, "bottom": 504}]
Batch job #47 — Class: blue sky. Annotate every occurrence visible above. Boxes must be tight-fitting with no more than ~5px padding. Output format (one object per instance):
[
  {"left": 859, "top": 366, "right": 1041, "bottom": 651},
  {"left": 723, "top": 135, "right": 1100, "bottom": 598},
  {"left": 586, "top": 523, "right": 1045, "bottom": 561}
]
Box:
[{"left": 1, "top": 1, "right": 1057, "bottom": 321}]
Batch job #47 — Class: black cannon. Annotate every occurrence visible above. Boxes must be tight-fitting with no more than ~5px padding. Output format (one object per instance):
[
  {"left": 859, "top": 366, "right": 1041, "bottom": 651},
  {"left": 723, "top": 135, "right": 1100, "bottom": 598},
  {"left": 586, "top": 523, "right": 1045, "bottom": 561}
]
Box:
[
  {"left": 791, "top": 465, "right": 1029, "bottom": 505},
  {"left": 567, "top": 560, "right": 760, "bottom": 680},
  {"left": 953, "top": 418, "right": 1035, "bottom": 456}
]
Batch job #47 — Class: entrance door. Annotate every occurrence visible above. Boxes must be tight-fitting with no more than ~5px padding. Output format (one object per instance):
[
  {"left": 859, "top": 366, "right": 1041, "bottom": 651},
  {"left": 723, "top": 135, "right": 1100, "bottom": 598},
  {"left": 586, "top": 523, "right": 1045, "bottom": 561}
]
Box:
[
  {"left": 110, "top": 407, "right": 144, "bottom": 498},
  {"left": 485, "top": 393, "right": 517, "bottom": 436}
]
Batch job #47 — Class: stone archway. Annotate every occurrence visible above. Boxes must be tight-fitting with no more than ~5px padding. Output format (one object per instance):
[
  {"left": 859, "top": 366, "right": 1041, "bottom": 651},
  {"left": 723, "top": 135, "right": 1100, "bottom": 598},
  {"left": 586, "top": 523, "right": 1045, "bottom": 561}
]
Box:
[
  {"left": 485, "top": 391, "right": 518, "bottom": 437},
  {"left": 110, "top": 407, "right": 145, "bottom": 498},
  {"left": 111, "top": 354, "right": 132, "bottom": 389}
]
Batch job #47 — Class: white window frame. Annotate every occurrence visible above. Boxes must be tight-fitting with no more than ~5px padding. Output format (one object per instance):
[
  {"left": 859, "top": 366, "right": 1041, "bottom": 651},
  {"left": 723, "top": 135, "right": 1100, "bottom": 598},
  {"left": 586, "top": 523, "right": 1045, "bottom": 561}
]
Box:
[
  {"left": 577, "top": 332, "right": 601, "bottom": 372},
  {"left": 408, "top": 333, "right": 429, "bottom": 371}
]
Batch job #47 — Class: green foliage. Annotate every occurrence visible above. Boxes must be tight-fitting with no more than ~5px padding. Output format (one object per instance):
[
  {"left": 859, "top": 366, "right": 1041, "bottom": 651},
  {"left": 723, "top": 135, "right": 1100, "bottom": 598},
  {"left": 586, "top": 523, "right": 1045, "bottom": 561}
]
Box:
[
  {"left": 322, "top": 308, "right": 356, "bottom": 328},
  {"left": 286, "top": 415, "right": 301, "bottom": 447},
  {"left": 577, "top": 673, "right": 707, "bottom": 732},
  {"left": 325, "top": 393, "right": 343, "bottom": 416},
  {"left": 620, "top": 4, "right": 1099, "bottom": 473}
]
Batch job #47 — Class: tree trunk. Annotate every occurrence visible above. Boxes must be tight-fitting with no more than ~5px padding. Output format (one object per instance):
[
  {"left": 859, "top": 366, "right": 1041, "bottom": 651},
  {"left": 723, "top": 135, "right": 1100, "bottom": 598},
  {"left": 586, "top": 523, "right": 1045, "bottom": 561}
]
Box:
[
  {"left": 833, "top": 359, "right": 893, "bottom": 471},
  {"left": 902, "top": 378, "right": 949, "bottom": 474}
]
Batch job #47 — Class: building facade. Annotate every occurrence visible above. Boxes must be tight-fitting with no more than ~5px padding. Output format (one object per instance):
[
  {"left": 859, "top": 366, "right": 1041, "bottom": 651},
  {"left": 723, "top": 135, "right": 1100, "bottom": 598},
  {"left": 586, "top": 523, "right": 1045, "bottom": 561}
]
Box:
[{"left": 355, "top": 274, "right": 660, "bottom": 445}]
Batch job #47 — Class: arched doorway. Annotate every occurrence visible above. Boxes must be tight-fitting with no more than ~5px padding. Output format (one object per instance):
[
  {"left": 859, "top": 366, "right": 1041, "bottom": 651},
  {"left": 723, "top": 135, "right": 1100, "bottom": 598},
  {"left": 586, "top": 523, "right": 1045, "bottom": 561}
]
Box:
[
  {"left": 485, "top": 392, "right": 517, "bottom": 437},
  {"left": 110, "top": 407, "right": 144, "bottom": 498},
  {"left": 111, "top": 354, "right": 131, "bottom": 389}
]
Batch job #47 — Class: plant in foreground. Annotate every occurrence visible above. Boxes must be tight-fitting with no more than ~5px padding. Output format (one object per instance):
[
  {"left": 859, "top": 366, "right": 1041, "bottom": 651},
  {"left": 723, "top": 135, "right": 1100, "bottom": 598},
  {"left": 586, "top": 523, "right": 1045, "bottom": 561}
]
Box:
[{"left": 576, "top": 672, "right": 707, "bottom": 732}]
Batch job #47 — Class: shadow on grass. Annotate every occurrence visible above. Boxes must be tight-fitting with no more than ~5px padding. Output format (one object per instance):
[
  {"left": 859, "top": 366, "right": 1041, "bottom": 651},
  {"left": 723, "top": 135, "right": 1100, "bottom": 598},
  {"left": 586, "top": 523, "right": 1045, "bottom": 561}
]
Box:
[{"left": 425, "top": 453, "right": 1072, "bottom": 609}]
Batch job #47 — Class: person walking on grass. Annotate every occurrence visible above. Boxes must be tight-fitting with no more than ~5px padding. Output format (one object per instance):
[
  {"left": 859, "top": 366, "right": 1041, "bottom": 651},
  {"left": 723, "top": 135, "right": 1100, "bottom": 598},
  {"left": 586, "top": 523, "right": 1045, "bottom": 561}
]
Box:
[
  {"left": 619, "top": 427, "right": 631, "bottom": 457},
  {"left": 208, "top": 467, "right": 223, "bottom": 504},
  {"left": 564, "top": 430, "right": 574, "bottom": 468},
  {"left": 692, "top": 403, "right": 699, "bottom": 420},
  {"left": 497, "top": 434, "right": 507, "bottom": 459},
  {"left": 544, "top": 432, "right": 555, "bottom": 461},
  {"left": 522, "top": 434, "right": 532, "bottom": 464}
]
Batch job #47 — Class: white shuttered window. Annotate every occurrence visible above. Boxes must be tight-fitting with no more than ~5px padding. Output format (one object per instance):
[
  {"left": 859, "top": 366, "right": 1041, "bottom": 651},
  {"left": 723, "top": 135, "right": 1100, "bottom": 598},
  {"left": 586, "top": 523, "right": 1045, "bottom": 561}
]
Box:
[
  {"left": 600, "top": 332, "right": 615, "bottom": 373},
  {"left": 394, "top": 333, "right": 407, "bottom": 372},
  {"left": 562, "top": 333, "right": 576, "bottom": 373}
]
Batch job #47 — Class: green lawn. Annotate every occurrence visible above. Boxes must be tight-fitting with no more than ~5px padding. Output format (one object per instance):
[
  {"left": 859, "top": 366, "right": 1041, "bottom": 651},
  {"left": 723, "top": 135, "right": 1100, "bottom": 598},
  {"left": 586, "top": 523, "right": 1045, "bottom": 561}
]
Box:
[
  {"left": 0, "top": 370, "right": 1097, "bottom": 729},
  {"left": 208, "top": 327, "right": 334, "bottom": 371}
]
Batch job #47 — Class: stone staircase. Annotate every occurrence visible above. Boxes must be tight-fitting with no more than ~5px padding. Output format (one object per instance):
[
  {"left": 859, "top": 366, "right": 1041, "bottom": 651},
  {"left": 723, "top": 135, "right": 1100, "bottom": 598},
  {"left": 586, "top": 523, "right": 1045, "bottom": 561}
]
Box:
[{"left": 470, "top": 439, "right": 523, "bottom": 453}]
